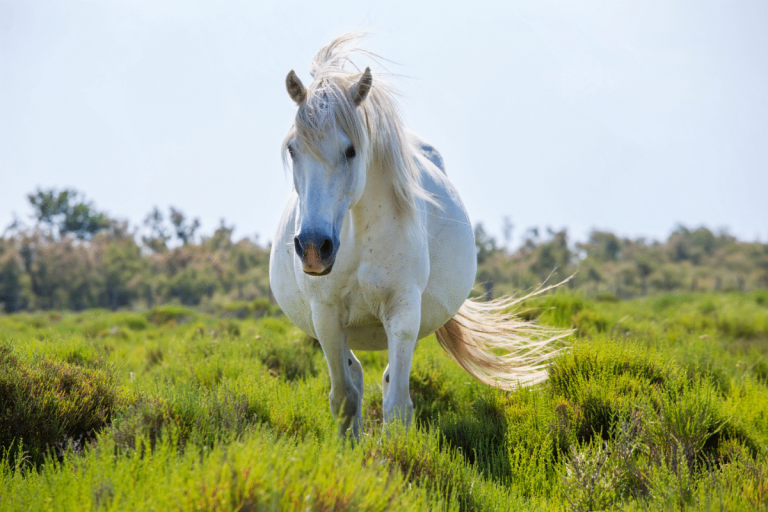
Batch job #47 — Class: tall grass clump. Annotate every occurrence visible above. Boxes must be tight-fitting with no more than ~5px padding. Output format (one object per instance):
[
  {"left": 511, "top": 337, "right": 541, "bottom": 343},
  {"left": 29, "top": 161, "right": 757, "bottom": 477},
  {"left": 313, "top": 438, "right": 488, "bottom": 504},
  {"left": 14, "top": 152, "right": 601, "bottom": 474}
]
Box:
[{"left": 0, "top": 341, "right": 125, "bottom": 467}]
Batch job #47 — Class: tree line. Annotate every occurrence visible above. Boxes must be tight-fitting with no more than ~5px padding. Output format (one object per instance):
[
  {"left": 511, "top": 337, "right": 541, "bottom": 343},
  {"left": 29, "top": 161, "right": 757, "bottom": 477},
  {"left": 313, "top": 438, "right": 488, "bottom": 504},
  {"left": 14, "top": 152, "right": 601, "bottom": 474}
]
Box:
[
  {"left": 474, "top": 222, "right": 768, "bottom": 300},
  {"left": 1, "top": 188, "right": 767, "bottom": 313},
  {"left": 0, "top": 189, "right": 270, "bottom": 312}
]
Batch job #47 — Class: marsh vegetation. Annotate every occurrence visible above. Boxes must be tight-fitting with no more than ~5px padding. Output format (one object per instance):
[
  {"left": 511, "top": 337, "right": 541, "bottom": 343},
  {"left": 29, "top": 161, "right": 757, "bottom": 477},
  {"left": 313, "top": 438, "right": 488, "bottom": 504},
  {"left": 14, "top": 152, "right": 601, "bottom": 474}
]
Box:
[{"left": 1, "top": 291, "right": 767, "bottom": 510}]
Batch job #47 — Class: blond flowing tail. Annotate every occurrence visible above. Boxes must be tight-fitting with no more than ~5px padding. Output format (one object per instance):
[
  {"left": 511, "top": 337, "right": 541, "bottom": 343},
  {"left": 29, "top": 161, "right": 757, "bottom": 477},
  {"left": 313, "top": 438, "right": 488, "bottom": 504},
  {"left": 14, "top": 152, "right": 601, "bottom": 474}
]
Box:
[{"left": 435, "top": 279, "right": 572, "bottom": 390}]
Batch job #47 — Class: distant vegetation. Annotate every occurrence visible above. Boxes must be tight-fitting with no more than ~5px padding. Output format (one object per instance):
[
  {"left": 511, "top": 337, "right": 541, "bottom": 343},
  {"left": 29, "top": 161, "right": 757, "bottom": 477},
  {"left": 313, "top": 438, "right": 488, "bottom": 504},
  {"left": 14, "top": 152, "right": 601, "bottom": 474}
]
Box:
[
  {"left": 1, "top": 292, "right": 767, "bottom": 510},
  {"left": 1, "top": 189, "right": 270, "bottom": 313},
  {"left": 475, "top": 223, "right": 768, "bottom": 301},
  {"left": 1, "top": 188, "right": 767, "bottom": 313}
]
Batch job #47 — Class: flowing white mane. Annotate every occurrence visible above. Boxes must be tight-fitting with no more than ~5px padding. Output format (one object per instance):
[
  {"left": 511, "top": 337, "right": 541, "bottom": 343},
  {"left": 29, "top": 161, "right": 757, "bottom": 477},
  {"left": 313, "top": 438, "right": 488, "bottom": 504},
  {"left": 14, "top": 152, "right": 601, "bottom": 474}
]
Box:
[{"left": 282, "top": 33, "right": 431, "bottom": 226}]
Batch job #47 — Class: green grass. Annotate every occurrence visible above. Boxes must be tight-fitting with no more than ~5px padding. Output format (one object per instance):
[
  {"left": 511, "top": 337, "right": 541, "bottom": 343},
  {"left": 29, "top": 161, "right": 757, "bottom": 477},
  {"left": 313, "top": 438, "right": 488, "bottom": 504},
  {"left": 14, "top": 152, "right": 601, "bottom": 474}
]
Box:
[{"left": 1, "top": 293, "right": 767, "bottom": 510}]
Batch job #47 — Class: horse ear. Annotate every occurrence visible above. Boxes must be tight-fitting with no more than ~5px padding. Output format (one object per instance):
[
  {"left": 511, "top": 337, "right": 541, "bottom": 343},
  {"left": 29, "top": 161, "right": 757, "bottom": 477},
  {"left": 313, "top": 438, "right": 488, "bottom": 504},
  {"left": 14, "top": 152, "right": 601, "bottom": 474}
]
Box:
[
  {"left": 349, "top": 67, "right": 372, "bottom": 107},
  {"left": 286, "top": 70, "right": 306, "bottom": 105}
]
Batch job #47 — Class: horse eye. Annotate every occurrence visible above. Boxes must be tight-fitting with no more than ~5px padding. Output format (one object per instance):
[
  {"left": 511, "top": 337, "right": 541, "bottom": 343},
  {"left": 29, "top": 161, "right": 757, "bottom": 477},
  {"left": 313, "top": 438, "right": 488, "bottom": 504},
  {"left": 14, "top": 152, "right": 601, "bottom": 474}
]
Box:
[
  {"left": 345, "top": 145, "right": 356, "bottom": 159},
  {"left": 287, "top": 145, "right": 296, "bottom": 159}
]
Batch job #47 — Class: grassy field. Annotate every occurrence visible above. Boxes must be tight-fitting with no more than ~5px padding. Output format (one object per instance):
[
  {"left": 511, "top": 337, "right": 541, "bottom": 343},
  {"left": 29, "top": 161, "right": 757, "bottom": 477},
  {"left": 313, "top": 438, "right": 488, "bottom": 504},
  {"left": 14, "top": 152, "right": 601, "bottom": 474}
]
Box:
[{"left": 1, "top": 291, "right": 767, "bottom": 511}]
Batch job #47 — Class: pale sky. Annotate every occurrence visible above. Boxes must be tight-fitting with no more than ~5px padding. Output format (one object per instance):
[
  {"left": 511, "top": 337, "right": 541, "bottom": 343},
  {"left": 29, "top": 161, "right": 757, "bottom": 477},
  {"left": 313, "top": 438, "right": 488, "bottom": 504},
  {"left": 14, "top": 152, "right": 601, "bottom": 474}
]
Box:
[{"left": 1, "top": 0, "right": 766, "bottom": 247}]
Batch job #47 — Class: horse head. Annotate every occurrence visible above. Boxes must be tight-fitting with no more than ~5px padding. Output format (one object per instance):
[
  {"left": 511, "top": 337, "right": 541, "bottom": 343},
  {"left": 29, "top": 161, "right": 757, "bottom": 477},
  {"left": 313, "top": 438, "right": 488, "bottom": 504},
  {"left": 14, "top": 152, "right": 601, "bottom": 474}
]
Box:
[{"left": 284, "top": 67, "right": 372, "bottom": 276}]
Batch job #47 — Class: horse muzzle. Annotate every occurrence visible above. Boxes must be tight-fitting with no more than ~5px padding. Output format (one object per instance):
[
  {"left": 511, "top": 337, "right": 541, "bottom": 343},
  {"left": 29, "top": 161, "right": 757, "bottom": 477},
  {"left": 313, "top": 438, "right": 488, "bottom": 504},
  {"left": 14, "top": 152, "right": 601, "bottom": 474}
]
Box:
[{"left": 294, "top": 231, "right": 337, "bottom": 276}]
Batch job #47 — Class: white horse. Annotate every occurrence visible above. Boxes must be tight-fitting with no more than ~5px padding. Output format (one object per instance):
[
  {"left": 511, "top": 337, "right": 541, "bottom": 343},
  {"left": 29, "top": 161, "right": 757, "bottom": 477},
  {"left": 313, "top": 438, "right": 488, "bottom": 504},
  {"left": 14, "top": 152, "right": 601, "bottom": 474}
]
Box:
[{"left": 270, "top": 34, "right": 566, "bottom": 439}]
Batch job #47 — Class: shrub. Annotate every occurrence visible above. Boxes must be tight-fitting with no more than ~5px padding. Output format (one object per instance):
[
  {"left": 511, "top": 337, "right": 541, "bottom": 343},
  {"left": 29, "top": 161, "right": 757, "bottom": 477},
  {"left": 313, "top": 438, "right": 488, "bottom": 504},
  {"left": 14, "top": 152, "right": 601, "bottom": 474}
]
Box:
[
  {"left": 0, "top": 342, "right": 124, "bottom": 466},
  {"left": 257, "top": 341, "right": 318, "bottom": 381},
  {"left": 440, "top": 392, "right": 511, "bottom": 482},
  {"left": 145, "top": 305, "right": 194, "bottom": 325},
  {"left": 409, "top": 359, "right": 459, "bottom": 426}
]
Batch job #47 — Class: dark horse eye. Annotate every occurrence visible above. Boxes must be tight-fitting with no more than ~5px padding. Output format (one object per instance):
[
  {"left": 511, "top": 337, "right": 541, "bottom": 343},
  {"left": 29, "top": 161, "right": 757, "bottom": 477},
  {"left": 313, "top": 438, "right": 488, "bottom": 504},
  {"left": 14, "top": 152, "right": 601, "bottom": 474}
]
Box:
[
  {"left": 287, "top": 145, "right": 296, "bottom": 159},
  {"left": 345, "top": 145, "right": 356, "bottom": 159}
]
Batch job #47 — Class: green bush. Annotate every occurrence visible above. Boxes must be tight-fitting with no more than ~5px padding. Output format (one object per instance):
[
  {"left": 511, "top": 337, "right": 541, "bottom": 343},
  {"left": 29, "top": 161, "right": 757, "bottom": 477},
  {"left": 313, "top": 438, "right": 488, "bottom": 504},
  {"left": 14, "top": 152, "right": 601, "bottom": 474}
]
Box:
[
  {"left": 257, "top": 340, "right": 318, "bottom": 381},
  {"left": 145, "top": 305, "right": 195, "bottom": 325},
  {"left": 0, "top": 342, "right": 125, "bottom": 467}
]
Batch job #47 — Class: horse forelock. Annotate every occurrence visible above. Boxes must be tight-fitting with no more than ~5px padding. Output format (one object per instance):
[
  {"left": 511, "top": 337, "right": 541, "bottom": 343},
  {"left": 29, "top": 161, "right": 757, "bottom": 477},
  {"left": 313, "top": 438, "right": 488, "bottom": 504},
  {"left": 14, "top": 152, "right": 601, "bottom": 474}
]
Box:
[
  {"left": 293, "top": 78, "right": 367, "bottom": 164},
  {"left": 283, "top": 33, "right": 435, "bottom": 234}
]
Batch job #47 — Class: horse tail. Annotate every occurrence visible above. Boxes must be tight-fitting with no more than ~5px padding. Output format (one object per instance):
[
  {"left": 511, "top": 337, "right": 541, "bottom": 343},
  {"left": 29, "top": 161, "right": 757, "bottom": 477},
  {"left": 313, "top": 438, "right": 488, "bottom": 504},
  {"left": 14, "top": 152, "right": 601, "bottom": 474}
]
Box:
[{"left": 434, "top": 280, "right": 572, "bottom": 390}]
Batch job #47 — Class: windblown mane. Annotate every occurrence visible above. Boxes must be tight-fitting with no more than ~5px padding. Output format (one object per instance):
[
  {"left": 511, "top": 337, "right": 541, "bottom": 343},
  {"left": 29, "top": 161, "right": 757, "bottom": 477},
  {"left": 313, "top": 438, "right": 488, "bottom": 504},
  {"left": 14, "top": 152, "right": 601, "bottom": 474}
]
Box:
[{"left": 282, "top": 33, "right": 432, "bottom": 229}]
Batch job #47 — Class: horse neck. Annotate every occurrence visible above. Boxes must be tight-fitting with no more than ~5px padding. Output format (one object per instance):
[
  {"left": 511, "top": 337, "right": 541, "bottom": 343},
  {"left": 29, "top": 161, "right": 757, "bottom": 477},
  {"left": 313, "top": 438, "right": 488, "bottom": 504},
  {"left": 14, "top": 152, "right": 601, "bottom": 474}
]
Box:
[{"left": 350, "top": 158, "right": 407, "bottom": 236}]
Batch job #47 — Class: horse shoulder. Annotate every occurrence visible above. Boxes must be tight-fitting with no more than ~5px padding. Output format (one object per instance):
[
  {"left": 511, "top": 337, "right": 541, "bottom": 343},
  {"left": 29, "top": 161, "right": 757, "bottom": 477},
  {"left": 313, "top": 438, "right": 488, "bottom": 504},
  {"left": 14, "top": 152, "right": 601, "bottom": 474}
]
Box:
[
  {"left": 269, "top": 194, "right": 297, "bottom": 289},
  {"left": 269, "top": 194, "right": 316, "bottom": 337}
]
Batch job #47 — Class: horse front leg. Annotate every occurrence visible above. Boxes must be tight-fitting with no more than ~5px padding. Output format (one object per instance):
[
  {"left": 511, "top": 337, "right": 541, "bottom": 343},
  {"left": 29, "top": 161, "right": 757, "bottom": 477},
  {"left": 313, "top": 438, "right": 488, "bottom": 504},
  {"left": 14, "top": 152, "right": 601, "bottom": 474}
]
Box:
[
  {"left": 381, "top": 286, "right": 422, "bottom": 429},
  {"left": 311, "top": 304, "right": 363, "bottom": 440}
]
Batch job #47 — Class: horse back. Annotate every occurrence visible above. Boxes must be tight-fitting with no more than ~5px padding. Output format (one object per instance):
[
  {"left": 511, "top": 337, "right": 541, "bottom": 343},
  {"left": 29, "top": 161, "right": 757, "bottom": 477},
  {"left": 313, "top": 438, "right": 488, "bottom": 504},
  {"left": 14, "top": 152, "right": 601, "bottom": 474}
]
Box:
[
  {"left": 408, "top": 131, "right": 446, "bottom": 174},
  {"left": 409, "top": 135, "right": 477, "bottom": 338}
]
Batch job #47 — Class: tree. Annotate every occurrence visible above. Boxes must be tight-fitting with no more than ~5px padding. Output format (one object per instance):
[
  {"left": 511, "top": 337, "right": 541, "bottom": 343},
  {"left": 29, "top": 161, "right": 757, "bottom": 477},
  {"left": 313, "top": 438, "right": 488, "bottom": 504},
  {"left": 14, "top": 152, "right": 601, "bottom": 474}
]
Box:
[
  {"left": 636, "top": 258, "right": 654, "bottom": 296},
  {"left": 27, "top": 188, "right": 112, "bottom": 239},
  {"left": 100, "top": 234, "right": 144, "bottom": 310},
  {"left": 580, "top": 231, "right": 621, "bottom": 261},
  {"left": 528, "top": 229, "right": 571, "bottom": 282},
  {"left": 169, "top": 207, "right": 200, "bottom": 245},
  {"left": 0, "top": 240, "right": 27, "bottom": 312},
  {"left": 142, "top": 207, "right": 171, "bottom": 253},
  {"left": 523, "top": 227, "right": 540, "bottom": 250},
  {"left": 474, "top": 223, "right": 499, "bottom": 265},
  {"left": 502, "top": 216, "right": 514, "bottom": 252}
]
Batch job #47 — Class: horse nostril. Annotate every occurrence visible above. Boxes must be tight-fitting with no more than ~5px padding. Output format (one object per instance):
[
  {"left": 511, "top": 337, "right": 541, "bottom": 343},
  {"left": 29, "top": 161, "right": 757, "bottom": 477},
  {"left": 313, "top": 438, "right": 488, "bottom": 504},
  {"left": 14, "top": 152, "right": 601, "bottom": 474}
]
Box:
[
  {"left": 293, "top": 237, "right": 303, "bottom": 257},
  {"left": 319, "top": 238, "right": 333, "bottom": 260}
]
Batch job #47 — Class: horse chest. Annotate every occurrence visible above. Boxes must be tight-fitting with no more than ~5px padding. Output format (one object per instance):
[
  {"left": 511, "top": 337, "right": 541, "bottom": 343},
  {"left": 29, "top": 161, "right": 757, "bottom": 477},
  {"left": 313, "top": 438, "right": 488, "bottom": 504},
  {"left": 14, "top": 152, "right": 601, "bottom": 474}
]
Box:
[{"left": 333, "top": 280, "right": 386, "bottom": 350}]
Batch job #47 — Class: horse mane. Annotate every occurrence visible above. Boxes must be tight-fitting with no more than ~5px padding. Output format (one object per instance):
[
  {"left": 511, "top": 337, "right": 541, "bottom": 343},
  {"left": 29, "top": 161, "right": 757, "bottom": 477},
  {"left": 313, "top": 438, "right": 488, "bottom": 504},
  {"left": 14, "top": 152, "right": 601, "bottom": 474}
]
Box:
[{"left": 282, "top": 33, "right": 433, "bottom": 231}]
